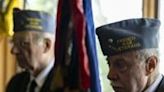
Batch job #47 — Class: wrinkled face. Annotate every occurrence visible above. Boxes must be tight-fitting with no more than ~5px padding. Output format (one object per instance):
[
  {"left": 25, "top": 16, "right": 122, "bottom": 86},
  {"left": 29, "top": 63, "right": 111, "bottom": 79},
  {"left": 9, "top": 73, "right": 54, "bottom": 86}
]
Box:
[
  {"left": 107, "top": 51, "right": 148, "bottom": 92},
  {"left": 10, "top": 31, "right": 44, "bottom": 72}
]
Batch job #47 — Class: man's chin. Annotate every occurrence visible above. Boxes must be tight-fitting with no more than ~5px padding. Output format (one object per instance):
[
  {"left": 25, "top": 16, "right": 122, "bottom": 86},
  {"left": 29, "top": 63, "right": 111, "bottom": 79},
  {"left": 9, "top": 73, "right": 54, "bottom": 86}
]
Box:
[
  {"left": 18, "top": 62, "right": 26, "bottom": 68},
  {"left": 112, "top": 86, "right": 125, "bottom": 92}
]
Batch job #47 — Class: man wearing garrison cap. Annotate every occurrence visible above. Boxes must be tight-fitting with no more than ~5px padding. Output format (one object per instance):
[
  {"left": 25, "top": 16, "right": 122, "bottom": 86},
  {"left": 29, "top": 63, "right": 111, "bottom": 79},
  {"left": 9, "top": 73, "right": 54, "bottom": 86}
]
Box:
[
  {"left": 96, "top": 18, "right": 164, "bottom": 92},
  {"left": 6, "top": 8, "right": 56, "bottom": 92}
]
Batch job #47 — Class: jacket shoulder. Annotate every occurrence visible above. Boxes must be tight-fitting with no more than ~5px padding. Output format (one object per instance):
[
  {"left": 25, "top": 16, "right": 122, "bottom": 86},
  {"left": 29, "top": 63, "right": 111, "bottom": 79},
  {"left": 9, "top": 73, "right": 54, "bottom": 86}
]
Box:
[
  {"left": 156, "top": 76, "right": 164, "bottom": 92},
  {"left": 6, "top": 71, "right": 30, "bottom": 92}
]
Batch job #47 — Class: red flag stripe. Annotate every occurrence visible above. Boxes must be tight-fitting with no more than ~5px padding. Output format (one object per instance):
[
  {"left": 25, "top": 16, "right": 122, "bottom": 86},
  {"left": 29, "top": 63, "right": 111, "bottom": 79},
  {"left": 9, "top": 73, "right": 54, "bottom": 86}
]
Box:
[
  {"left": 55, "top": 0, "right": 63, "bottom": 62},
  {"left": 71, "top": 0, "right": 90, "bottom": 89}
]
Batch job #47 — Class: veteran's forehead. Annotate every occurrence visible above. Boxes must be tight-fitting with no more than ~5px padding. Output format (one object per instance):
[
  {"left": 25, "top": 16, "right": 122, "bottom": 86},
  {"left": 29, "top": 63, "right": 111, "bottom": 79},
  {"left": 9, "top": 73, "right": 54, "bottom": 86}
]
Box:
[{"left": 12, "top": 31, "right": 34, "bottom": 39}]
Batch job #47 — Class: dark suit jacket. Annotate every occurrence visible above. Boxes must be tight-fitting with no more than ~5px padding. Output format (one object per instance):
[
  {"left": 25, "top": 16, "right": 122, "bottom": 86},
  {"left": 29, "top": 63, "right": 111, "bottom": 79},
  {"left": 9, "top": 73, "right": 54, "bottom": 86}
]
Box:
[
  {"left": 6, "top": 67, "right": 55, "bottom": 92},
  {"left": 155, "top": 76, "right": 164, "bottom": 92}
]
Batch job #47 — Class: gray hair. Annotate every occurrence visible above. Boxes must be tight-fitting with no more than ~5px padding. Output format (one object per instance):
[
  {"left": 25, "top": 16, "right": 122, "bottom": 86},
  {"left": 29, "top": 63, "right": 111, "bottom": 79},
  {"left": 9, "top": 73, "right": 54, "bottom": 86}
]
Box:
[
  {"left": 135, "top": 48, "right": 160, "bottom": 63},
  {"left": 32, "top": 31, "right": 55, "bottom": 44}
]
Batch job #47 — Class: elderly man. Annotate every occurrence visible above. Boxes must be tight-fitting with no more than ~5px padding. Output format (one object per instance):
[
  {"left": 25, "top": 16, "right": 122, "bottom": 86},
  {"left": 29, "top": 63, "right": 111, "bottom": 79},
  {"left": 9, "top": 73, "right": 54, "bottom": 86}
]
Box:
[
  {"left": 96, "top": 18, "right": 164, "bottom": 92},
  {"left": 6, "top": 8, "right": 56, "bottom": 92}
]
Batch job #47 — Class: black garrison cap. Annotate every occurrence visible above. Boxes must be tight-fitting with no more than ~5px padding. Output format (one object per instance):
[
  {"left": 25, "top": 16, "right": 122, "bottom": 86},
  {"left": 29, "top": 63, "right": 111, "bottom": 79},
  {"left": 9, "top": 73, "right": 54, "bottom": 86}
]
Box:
[
  {"left": 13, "top": 8, "right": 55, "bottom": 33},
  {"left": 96, "top": 18, "right": 161, "bottom": 56}
]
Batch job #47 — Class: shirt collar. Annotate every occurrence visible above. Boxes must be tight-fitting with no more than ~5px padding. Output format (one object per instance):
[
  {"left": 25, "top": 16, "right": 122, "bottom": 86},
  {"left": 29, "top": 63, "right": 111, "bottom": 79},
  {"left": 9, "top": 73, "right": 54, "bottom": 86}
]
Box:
[
  {"left": 144, "top": 74, "right": 163, "bottom": 92},
  {"left": 30, "top": 59, "right": 55, "bottom": 88}
]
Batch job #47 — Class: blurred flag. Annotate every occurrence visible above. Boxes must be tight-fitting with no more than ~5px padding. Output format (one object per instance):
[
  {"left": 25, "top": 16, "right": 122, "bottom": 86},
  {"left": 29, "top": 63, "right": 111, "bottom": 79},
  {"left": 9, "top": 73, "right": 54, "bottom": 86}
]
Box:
[
  {"left": 50, "top": 0, "right": 101, "bottom": 92},
  {"left": 0, "top": 0, "right": 23, "bottom": 36}
]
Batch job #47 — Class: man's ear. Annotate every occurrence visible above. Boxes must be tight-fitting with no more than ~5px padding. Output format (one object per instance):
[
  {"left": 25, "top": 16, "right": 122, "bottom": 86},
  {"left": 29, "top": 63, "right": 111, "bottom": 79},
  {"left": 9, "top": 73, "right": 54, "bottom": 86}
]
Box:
[
  {"left": 43, "top": 38, "right": 51, "bottom": 53},
  {"left": 145, "top": 56, "right": 158, "bottom": 75}
]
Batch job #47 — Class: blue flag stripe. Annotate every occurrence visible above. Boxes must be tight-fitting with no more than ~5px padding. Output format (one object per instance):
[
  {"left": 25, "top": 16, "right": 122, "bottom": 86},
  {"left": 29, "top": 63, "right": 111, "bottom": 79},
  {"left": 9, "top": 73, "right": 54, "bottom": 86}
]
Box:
[{"left": 83, "top": 0, "right": 101, "bottom": 92}]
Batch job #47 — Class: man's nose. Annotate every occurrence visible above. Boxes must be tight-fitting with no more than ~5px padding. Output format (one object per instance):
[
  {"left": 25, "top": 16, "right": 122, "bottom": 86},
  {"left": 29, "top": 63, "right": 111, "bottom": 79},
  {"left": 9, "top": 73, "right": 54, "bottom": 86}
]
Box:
[
  {"left": 107, "top": 68, "right": 118, "bottom": 80},
  {"left": 11, "top": 45, "right": 20, "bottom": 55}
]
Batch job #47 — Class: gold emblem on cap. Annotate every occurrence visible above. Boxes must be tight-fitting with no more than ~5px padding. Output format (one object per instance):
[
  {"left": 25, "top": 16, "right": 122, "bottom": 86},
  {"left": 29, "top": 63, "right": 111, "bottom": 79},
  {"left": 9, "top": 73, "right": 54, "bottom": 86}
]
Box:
[
  {"left": 25, "top": 18, "right": 43, "bottom": 30},
  {"left": 116, "top": 36, "right": 141, "bottom": 51}
]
